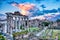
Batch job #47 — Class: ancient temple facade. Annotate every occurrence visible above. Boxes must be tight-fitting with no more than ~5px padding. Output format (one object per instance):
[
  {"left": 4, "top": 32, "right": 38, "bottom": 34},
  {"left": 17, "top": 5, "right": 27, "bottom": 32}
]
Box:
[{"left": 6, "top": 11, "right": 28, "bottom": 34}]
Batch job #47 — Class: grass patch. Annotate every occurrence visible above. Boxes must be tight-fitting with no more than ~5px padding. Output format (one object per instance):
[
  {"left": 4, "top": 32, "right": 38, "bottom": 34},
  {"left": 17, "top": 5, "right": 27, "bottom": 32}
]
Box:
[
  {"left": 13, "top": 27, "right": 40, "bottom": 37},
  {"left": 27, "top": 27, "right": 40, "bottom": 32},
  {"left": 51, "top": 29, "right": 60, "bottom": 39},
  {"left": 13, "top": 30, "right": 28, "bottom": 37},
  {"left": 41, "top": 29, "right": 60, "bottom": 39}
]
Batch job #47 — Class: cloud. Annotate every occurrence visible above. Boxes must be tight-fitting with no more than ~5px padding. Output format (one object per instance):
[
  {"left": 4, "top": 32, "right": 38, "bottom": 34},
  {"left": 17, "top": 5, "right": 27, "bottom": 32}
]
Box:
[
  {"left": 0, "top": 13, "right": 5, "bottom": 16},
  {"left": 0, "top": 13, "right": 6, "bottom": 20},
  {"left": 30, "top": 15, "right": 45, "bottom": 20},
  {"left": 30, "top": 8, "right": 58, "bottom": 17},
  {"left": 43, "top": 9, "right": 58, "bottom": 13},
  {"left": 18, "top": 3, "right": 35, "bottom": 11},
  {"left": 8, "top": 1, "right": 60, "bottom": 18},
  {"left": 58, "top": 8, "right": 60, "bottom": 12},
  {"left": 44, "top": 13, "right": 60, "bottom": 17},
  {"left": 44, "top": 14, "right": 53, "bottom": 18},
  {"left": 30, "top": 12, "right": 60, "bottom": 20},
  {"left": 9, "top": 2, "right": 35, "bottom": 16},
  {"left": 29, "top": 6, "right": 42, "bottom": 16},
  {"left": 8, "top": 1, "right": 19, "bottom": 6},
  {"left": 40, "top": 4, "right": 46, "bottom": 8},
  {"left": 18, "top": 3, "right": 35, "bottom": 15}
]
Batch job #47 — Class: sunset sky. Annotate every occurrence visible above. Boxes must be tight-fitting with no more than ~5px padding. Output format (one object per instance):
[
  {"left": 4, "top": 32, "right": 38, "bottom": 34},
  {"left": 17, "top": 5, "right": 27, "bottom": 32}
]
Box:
[{"left": 0, "top": 0, "right": 60, "bottom": 21}]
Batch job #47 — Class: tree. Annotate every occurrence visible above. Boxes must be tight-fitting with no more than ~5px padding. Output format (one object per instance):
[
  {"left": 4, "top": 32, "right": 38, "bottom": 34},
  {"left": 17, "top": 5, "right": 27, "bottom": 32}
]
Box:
[
  {"left": 20, "top": 25, "right": 25, "bottom": 30},
  {"left": 56, "top": 19, "right": 60, "bottom": 22},
  {"left": 42, "top": 21, "right": 50, "bottom": 26},
  {"left": 0, "top": 35, "right": 6, "bottom": 40}
]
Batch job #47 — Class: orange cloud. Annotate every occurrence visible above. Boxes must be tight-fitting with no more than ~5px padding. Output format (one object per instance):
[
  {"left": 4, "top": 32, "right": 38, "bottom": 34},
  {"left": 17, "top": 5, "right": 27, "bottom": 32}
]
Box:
[
  {"left": 18, "top": 3, "right": 35, "bottom": 11},
  {"left": 17, "top": 3, "right": 35, "bottom": 15},
  {"left": 11, "top": 3, "right": 35, "bottom": 15},
  {"left": 20, "top": 10, "right": 30, "bottom": 15}
]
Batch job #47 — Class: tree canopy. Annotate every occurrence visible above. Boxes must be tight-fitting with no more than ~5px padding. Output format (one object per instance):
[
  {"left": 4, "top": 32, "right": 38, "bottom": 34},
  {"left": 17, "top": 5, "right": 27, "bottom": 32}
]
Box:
[
  {"left": 56, "top": 19, "right": 60, "bottom": 22},
  {"left": 42, "top": 21, "right": 50, "bottom": 26}
]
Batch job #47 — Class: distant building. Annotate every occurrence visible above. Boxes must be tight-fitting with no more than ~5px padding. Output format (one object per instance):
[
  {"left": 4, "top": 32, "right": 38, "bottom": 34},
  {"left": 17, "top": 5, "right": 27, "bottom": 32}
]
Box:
[
  {"left": 28, "top": 19, "right": 42, "bottom": 27},
  {"left": 57, "top": 22, "right": 60, "bottom": 26},
  {"left": 28, "top": 19, "right": 50, "bottom": 29},
  {"left": 52, "top": 22, "right": 57, "bottom": 27}
]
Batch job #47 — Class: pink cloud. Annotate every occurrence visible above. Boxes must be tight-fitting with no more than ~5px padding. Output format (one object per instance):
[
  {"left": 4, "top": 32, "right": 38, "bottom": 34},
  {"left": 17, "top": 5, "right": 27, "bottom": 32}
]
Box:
[
  {"left": 11, "top": 3, "right": 35, "bottom": 15},
  {"left": 30, "top": 15, "right": 46, "bottom": 20}
]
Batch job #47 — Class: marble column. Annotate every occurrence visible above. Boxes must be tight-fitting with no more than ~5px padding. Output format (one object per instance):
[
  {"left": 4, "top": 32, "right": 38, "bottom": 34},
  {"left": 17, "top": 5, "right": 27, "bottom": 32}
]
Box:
[
  {"left": 8, "top": 16, "right": 13, "bottom": 34},
  {"left": 7, "top": 16, "right": 11, "bottom": 34},
  {"left": 5, "top": 23, "right": 7, "bottom": 33},
  {"left": 15, "top": 17, "right": 17, "bottom": 32},
  {"left": 18, "top": 17, "right": 20, "bottom": 31}
]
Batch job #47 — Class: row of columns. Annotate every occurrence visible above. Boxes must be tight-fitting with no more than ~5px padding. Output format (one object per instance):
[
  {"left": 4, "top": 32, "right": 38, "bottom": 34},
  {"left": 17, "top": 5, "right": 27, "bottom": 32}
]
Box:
[{"left": 7, "top": 16, "right": 28, "bottom": 34}]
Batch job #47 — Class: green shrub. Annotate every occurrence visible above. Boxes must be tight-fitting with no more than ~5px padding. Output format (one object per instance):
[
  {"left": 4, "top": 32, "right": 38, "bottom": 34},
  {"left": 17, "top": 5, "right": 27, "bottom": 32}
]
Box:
[
  {"left": 20, "top": 25, "right": 25, "bottom": 30},
  {"left": 0, "top": 35, "right": 6, "bottom": 40}
]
